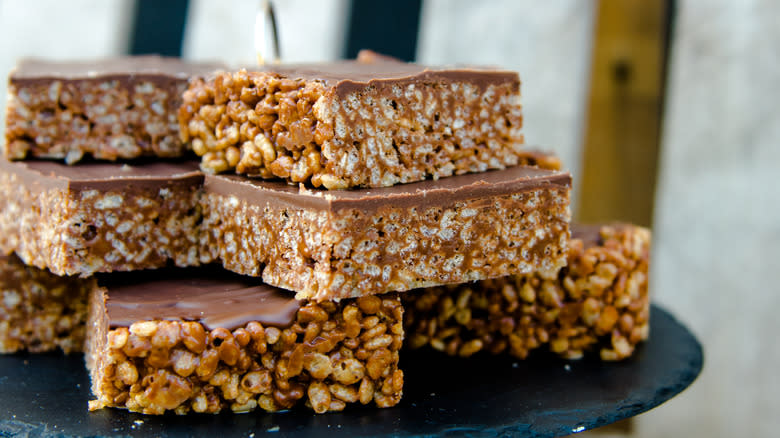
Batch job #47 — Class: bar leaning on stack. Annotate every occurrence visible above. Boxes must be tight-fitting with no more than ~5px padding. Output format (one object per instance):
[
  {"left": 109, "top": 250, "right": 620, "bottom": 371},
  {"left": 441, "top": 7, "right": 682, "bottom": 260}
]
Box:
[{"left": 404, "top": 223, "right": 651, "bottom": 361}]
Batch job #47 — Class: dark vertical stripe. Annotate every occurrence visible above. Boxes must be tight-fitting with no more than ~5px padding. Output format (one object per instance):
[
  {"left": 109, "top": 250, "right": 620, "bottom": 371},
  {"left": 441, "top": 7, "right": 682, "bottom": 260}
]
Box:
[
  {"left": 129, "top": 0, "right": 190, "bottom": 56},
  {"left": 344, "top": 0, "right": 423, "bottom": 62},
  {"left": 657, "top": 0, "right": 676, "bottom": 153}
]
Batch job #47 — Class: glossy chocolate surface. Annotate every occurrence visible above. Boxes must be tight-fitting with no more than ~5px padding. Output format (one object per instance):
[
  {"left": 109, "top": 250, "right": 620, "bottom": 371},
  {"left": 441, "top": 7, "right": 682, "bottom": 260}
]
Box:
[
  {"left": 0, "top": 159, "right": 202, "bottom": 191},
  {"left": 572, "top": 224, "right": 632, "bottom": 249},
  {"left": 100, "top": 268, "right": 300, "bottom": 330},
  {"left": 11, "top": 55, "right": 223, "bottom": 86},
  {"left": 205, "top": 165, "right": 571, "bottom": 214},
  {"left": 244, "top": 58, "right": 519, "bottom": 95}
]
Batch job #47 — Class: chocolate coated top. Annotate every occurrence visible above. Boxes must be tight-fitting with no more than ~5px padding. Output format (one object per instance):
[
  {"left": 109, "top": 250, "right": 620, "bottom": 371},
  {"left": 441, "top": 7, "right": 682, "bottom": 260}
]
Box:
[
  {"left": 572, "top": 224, "right": 632, "bottom": 249},
  {"left": 205, "top": 166, "right": 571, "bottom": 214},
  {"left": 572, "top": 224, "right": 604, "bottom": 249},
  {"left": 11, "top": 55, "right": 223, "bottom": 86},
  {"left": 248, "top": 59, "right": 519, "bottom": 96},
  {"left": 0, "top": 159, "right": 203, "bottom": 191},
  {"left": 101, "top": 268, "right": 301, "bottom": 330}
]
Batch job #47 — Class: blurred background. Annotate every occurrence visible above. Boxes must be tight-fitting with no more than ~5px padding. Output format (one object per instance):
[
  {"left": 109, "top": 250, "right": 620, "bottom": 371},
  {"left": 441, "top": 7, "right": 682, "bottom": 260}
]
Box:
[{"left": 1, "top": 0, "right": 778, "bottom": 436}]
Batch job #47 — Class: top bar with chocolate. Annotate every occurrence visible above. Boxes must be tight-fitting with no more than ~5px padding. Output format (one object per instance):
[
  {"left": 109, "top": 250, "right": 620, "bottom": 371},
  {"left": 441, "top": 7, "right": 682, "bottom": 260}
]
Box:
[
  {"left": 5, "top": 56, "right": 223, "bottom": 163},
  {"left": 179, "top": 53, "right": 525, "bottom": 189}
]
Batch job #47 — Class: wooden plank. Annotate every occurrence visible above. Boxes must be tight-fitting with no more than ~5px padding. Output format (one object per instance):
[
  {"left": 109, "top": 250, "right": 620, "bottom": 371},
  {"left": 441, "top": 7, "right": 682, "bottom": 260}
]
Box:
[
  {"left": 644, "top": 0, "right": 780, "bottom": 436},
  {"left": 576, "top": 0, "right": 670, "bottom": 227}
]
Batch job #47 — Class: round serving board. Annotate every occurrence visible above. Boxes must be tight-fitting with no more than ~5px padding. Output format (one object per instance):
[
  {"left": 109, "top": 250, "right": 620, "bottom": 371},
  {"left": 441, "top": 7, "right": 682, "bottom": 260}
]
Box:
[{"left": 0, "top": 304, "right": 702, "bottom": 437}]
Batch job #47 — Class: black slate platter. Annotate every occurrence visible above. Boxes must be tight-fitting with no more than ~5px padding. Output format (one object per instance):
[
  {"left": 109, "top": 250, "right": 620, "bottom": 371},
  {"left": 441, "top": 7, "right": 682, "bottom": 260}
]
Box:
[{"left": 0, "top": 304, "right": 702, "bottom": 437}]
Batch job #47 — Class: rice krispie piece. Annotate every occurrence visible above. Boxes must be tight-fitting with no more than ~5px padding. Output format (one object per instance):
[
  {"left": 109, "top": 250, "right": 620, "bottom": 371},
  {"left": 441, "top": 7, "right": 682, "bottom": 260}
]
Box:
[
  {"left": 86, "top": 268, "right": 404, "bottom": 414},
  {"left": 403, "top": 224, "right": 651, "bottom": 361},
  {"left": 179, "top": 58, "right": 526, "bottom": 188},
  {"left": 0, "top": 254, "right": 94, "bottom": 353},
  {"left": 200, "top": 165, "right": 571, "bottom": 301},
  {"left": 5, "top": 56, "right": 221, "bottom": 163},
  {"left": 0, "top": 159, "right": 203, "bottom": 276}
]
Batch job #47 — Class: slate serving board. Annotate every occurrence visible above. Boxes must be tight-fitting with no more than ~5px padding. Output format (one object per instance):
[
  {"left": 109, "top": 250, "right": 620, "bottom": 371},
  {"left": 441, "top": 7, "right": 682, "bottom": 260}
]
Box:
[{"left": 0, "top": 304, "right": 702, "bottom": 437}]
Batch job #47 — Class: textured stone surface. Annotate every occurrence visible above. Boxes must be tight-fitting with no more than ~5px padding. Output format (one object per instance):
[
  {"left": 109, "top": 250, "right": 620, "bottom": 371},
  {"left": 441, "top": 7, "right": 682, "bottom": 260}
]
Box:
[
  {"left": 642, "top": 0, "right": 780, "bottom": 436},
  {"left": 0, "top": 305, "right": 701, "bottom": 435}
]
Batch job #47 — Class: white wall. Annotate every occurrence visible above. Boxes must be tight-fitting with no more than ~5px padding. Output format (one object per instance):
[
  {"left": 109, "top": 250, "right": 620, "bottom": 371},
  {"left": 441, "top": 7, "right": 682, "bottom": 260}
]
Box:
[
  {"left": 640, "top": 0, "right": 780, "bottom": 436},
  {"left": 182, "top": 0, "right": 348, "bottom": 65},
  {"left": 417, "top": 0, "right": 596, "bottom": 204}
]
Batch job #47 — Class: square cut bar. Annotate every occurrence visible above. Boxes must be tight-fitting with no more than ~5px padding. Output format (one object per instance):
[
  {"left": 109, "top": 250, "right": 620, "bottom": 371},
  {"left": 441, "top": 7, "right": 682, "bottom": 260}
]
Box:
[
  {"left": 0, "top": 159, "right": 203, "bottom": 276},
  {"left": 200, "top": 165, "right": 571, "bottom": 301},
  {"left": 1, "top": 254, "right": 94, "bottom": 353},
  {"left": 403, "top": 224, "right": 651, "bottom": 361},
  {"left": 179, "top": 58, "right": 526, "bottom": 189},
  {"left": 5, "top": 56, "right": 222, "bottom": 163},
  {"left": 86, "top": 268, "right": 404, "bottom": 414}
]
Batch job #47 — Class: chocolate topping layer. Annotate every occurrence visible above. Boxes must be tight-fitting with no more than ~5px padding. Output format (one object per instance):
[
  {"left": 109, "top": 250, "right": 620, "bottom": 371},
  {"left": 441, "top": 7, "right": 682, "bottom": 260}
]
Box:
[
  {"left": 244, "top": 60, "right": 519, "bottom": 96},
  {"left": 1, "top": 157, "right": 568, "bottom": 213},
  {"left": 11, "top": 55, "right": 223, "bottom": 86},
  {"left": 100, "top": 268, "right": 301, "bottom": 330},
  {"left": 205, "top": 165, "right": 571, "bottom": 214},
  {"left": 572, "top": 224, "right": 632, "bottom": 249},
  {"left": 0, "top": 159, "right": 202, "bottom": 191}
]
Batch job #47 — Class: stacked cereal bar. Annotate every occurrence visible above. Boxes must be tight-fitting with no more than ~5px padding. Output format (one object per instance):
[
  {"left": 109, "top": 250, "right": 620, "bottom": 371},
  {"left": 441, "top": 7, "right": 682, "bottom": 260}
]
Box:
[
  {"left": 200, "top": 163, "right": 571, "bottom": 301},
  {"left": 5, "top": 56, "right": 222, "bottom": 163},
  {"left": 85, "top": 268, "right": 404, "bottom": 414},
  {"left": 404, "top": 224, "right": 651, "bottom": 361},
  {"left": 0, "top": 150, "right": 570, "bottom": 297},
  {"left": 0, "top": 254, "right": 94, "bottom": 353},
  {"left": 179, "top": 58, "right": 525, "bottom": 188},
  {"left": 0, "top": 159, "right": 203, "bottom": 276}
]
